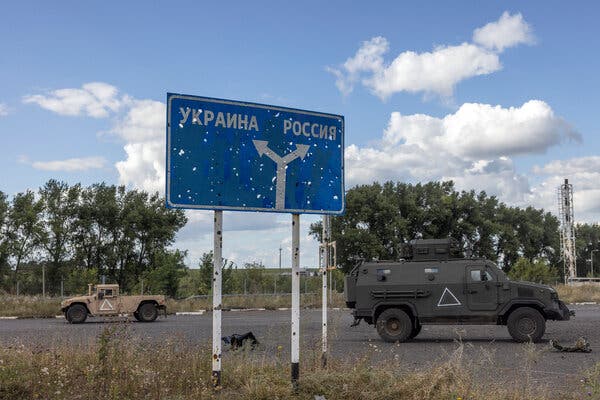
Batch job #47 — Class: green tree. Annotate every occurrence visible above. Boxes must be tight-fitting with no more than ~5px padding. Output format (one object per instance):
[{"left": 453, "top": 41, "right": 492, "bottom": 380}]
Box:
[
  {"left": 312, "top": 181, "right": 560, "bottom": 274},
  {"left": 0, "top": 191, "right": 11, "bottom": 289},
  {"left": 6, "top": 191, "right": 45, "bottom": 288},
  {"left": 38, "top": 180, "right": 81, "bottom": 294},
  {"left": 188, "top": 251, "right": 234, "bottom": 295},
  {"left": 575, "top": 223, "right": 600, "bottom": 277},
  {"left": 69, "top": 184, "right": 186, "bottom": 292},
  {"left": 144, "top": 250, "right": 187, "bottom": 297},
  {"left": 65, "top": 267, "right": 98, "bottom": 296},
  {"left": 508, "top": 258, "right": 557, "bottom": 284}
]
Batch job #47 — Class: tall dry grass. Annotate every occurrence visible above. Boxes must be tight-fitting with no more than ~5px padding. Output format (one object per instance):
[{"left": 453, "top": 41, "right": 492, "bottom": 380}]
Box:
[
  {"left": 554, "top": 284, "right": 600, "bottom": 304},
  {"left": 0, "top": 295, "right": 60, "bottom": 318},
  {"left": 0, "top": 323, "right": 588, "bottom": 400}
]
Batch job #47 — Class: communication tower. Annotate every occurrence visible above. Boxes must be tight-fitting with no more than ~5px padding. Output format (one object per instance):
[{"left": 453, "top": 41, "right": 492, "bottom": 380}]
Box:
[{"left": 557, "top": 179, "right": 576, "bottom": 283}]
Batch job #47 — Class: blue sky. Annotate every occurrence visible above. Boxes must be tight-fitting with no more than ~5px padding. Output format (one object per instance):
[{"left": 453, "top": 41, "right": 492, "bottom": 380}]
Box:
[{"left": 1, "top": 1, "right": 599, "bottom": 267}]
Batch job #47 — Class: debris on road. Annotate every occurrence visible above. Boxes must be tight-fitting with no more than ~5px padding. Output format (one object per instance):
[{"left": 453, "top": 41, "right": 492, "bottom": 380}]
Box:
[
  {"left": 222, "top": 332, "right": 259, "bottom": 350},
  {"left": 550, "top": 337, "right": 592, "bottom": 353}
]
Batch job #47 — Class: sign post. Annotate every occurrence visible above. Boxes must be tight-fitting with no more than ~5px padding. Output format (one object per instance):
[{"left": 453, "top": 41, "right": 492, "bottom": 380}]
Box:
[
  {"left": 212, "top": 210, "right": 223, "bottom": 386},
  {"left": 166, "top": 93, "right": 344, "bottom": 388},
  {"left": 291, "top": 213, "right": 300, "bottom": 388},
  {"left": 321, "top": 215, "right": 330, "bottom": 367}
]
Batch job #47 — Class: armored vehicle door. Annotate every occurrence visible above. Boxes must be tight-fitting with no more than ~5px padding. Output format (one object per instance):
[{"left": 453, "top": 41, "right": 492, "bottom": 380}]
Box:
[
  {"left": 465, "top": 265, "right": 498, "bottom": 311},
  {"left": 94, "top": 286, "right": 120, "bottom": 315}
]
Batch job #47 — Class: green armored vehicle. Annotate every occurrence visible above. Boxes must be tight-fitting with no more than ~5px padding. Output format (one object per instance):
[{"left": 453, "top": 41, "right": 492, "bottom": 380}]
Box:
[{"left": 345, "top": 239, "right": 572, "bottom": 343}]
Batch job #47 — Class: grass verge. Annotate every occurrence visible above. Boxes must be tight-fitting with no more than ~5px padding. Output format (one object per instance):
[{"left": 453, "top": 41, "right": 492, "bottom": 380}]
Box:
[
  {"left": 4, "top": 283, "right": 600, "bottom": 318},
  {"left": 0, "top": 324, "right": 589, "bottom": 400},
  {"left": 555, "top": 284, "right": 600, "bottom": 304},
  {"left": 0, "top": 293, "right": 347, "bottom": 318}
]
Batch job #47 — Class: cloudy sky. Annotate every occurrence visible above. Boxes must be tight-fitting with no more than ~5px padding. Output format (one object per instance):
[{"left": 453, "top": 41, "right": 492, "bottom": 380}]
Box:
[{"left": 1, "top": 2, "right": 599, "bottom": 268}]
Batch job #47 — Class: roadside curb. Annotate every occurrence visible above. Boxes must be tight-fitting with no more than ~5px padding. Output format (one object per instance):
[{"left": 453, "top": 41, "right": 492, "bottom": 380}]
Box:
[
  {"left": 573, "top": 302, "right": 597, "bottom": 305},
  {"left": 175, "top": 311, "right": 206, "bottom": 316},
  {"left": 2, "top": 307, "right": 351, "bottom": 319}
]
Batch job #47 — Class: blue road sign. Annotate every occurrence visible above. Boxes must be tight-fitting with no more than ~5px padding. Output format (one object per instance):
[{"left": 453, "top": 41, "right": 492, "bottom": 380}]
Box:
[{"left": 166, "top": 93, "right": 344, "bottom": 214}]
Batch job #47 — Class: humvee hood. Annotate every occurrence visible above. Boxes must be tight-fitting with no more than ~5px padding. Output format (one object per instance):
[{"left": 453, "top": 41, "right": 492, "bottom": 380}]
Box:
[{"left": 61, "top": 296, "right": 90, "bottom": 308}]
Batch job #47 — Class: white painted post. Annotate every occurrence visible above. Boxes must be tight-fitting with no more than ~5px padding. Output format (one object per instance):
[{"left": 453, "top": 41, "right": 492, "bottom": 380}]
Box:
[
  {"left": 291, "top": 213, "right": 300, "bottom": 387},
  {"left": 321, "top": 215, "right": 329, "bottom": 367},
  {"left": 212, "top": 210, "right": 223, "bottom": 387}
]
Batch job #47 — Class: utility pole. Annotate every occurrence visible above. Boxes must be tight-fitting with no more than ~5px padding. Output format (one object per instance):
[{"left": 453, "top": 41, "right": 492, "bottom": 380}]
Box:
[
  {"left": 42, "top": 264, "right": 45, "bottom": 298},
  {"left": 557, "top": 179, "right": 576, "bottom": 284},
  {"left": 279, "top": 246, "right": 282, "bottom": 270},
  {"left": 592, "top": 249, "right": 599, "bottom": 277}
]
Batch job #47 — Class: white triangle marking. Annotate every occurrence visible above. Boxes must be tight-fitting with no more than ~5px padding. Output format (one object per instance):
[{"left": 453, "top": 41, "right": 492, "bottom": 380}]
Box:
[
  {"left": 100, "top": 299, "right": 114, "bottom": 311},
  {"left": 437, "top": 287, "right": 462, "bottom": 307}
]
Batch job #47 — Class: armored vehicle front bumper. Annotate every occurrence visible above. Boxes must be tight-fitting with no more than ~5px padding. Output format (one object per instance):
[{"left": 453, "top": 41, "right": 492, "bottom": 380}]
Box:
[{"left": 544, "top": 300, "right": 573, "bottom": 321}]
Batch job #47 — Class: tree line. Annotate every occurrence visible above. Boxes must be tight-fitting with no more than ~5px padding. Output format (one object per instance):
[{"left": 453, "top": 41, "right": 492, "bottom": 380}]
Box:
[
  {"left": 311, "top": 181, "right": 600, "bottom": 282},
  {"left": 3, "top": 179, "right": 599, "bottom": 297},
  {"left": 0, "top": 180, "right": 187, "bottom": 296}
]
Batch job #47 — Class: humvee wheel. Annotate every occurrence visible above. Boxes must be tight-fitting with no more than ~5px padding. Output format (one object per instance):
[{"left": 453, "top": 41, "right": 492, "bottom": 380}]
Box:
[
  {"left": 133, "top": 311, "right": 141, "bottom": 322},
  {"left": 137, "top": 303, "right": 158, "bottom": 322},
  {"left": 66, "top": 304, "right": 88, "bottom": 324},
  {"left": 409, "top": 321, "right": 422, "bottom": 339},
  {"left": 507, "top": 307, "right": 545, "bottom": 343},
  {"left": 376, "top": 308, "right": 413, "bottom": 342}
]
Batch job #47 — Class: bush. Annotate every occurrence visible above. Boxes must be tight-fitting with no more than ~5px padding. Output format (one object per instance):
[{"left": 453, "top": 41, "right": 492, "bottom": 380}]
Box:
[{"left": 508, "top": 258, "right": 557, "bottom": 284}]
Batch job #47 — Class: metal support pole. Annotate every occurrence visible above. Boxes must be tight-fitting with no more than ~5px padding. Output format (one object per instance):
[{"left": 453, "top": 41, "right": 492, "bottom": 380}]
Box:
[
  {"left": 329, "top": 261, "right": 332, "bottom": 305},
  {"left": 42, "top": 264, "right": 45, "bottom": 298},
  {"left": 321, "top": 215, "right": 329, "bottom": 367},
  {"left": 291, "top": 213, "right": 300, "bottom": 388},
  {"left": 212, "top": 210, "right": 223, "bottom": 387},
  {"left": 61, "top": 276, "right": 64, "bottom": 299}
]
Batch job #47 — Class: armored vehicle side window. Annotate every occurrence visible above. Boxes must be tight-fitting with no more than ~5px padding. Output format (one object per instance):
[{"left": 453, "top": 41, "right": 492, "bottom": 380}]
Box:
[
  {"left": 101, "top": 289, "right": 114, "bottom": 297},
  {"left": 470, "top": 270, "right": 493, "bottom": 282},
  {"left": 424, "top": 267, "right": 438, "bottom": 274}
]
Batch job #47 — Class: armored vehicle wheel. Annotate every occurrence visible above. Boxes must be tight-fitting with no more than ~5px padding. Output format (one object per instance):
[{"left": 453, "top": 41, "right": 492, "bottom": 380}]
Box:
[
  {"left": 133, "top": 311, "right": 141, "bottom": 321},
  {"left": 376, "top": 308, "right": 413, "bottom": 342},
  {"left": 507, "top": 307, "right": 545, "bottom": 343},
  {"left": 137, "top": 303, "right": 158, "bottom": 322},
  {"left": 66, "top": 304, "right": 87, "bottom": 324},
  {"left": 409, "top": 321, "right": 422, "bottom": 339}
]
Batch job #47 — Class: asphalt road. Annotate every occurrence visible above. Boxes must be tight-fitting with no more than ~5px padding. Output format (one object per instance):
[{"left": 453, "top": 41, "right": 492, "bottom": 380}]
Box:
[{"left": 1, "top": 305, "right": 599, "bottom": 393}]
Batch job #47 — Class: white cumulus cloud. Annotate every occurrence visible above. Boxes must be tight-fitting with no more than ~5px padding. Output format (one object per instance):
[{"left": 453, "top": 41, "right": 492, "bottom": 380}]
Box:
[
  {"left": 111, "top": 100, "right": 166, "bottom": 194},
  {"left": 328, "top": 12, "right": 534, "bottom": 99},
  {"left": 23, "top": 82, "right": 128, "bottom": 118},
  {"left": 29, "top": 156, "right": 107, "bottom": 171},
  {"left": 0, "top": 103, "right": 8, "bottom": 116},
  {"left": 473, "top": 11, "right": 534, "bottom": 52},
  {"left": 529, "top": 157, "right": 600, "bottom": 222},
  {"left": 346, "top": 100, "right": 577, "bottom": 205}
]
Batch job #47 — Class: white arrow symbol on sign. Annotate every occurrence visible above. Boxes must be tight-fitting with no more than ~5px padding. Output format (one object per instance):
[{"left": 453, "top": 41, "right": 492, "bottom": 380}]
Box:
[{"left": 253, "top": 140, "right": 310, "bottom": 210}]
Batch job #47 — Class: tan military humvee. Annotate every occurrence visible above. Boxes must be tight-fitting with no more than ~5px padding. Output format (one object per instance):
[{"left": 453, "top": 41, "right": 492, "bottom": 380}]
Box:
[{"left": 60, "top": 284, "right": 167, "bottom": 324}]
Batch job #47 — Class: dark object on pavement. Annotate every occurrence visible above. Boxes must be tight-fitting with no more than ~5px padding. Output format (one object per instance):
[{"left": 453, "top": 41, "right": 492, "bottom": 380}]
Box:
[
  {"left": 346, "top": 238, "right": 573, "bottom": 343},
  {"left": 222, "top": 332, "right": 259, "bottom": 350},
  {"left": 550, "top": 337, "right": 591, "bottom": 353}
]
